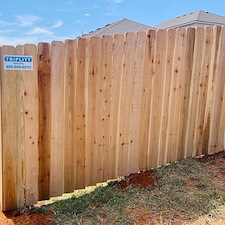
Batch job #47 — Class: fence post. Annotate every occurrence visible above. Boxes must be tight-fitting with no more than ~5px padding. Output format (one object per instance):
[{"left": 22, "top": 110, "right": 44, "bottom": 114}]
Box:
[{"left": 0, "top": 46, "right": 3, "bottom": 211}]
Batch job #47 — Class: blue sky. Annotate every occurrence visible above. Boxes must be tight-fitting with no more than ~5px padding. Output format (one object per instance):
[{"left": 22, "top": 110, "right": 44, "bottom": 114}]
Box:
[{"left": 0, "top": 0, "right": 225, "bottom": 46}]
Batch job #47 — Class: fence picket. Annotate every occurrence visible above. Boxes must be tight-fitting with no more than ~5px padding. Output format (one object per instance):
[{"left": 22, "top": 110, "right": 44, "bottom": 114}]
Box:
[
  {"left": 63, "top": 40, "right": 77, "bottom": 192},
  {"left": 50, "top": 41, "right": 65, "bottom": 197},
  {"left": 117, "top": 32, "right": 135, "bottom": 176},
  {"left": 1, "top": 27, "right": 225, "bottom": 210},
  {"left": 1, "top": 46, "right": 20, "bottom": 210},
  {"left": 75, "top": 38, "right": 87, "bottom": 189},
  {"left": 185, "top": 27, "right": 205, "bottom": 157},
  {"left": 24, "top": 44, "right": 39, "bottom": 205},
  {"left": 38, "top": 43, "right": 51, "bottom": 200},
  {"left": 210, "top": 26, "right": 225, "bottom": 153},
  {"left": 139, "top": 30, "right": 156, "bottom": 170},
  {"left": 159, "top": 29, "right": 176, "bottom": 165}
]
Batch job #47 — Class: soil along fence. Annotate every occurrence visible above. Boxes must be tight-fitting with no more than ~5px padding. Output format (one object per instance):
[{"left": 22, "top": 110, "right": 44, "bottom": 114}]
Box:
[{"left": 1, "top": 26, "right": 225, "bottom": 211}]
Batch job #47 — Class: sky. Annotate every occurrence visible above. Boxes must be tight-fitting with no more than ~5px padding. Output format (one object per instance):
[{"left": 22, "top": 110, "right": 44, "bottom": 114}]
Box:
[{"left": 0, "top": 0, "right": 225, "bottom": 46}]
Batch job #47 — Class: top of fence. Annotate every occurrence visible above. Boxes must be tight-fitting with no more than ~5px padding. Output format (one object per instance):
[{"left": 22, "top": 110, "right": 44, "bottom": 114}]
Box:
[{"left": 1, "top": 25, "right": 225, "bottom": 48}]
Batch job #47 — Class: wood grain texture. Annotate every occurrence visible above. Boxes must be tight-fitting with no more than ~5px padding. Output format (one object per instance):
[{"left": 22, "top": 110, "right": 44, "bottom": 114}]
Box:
[
  {"left": 93, "top": 36, "right": 104, "bottom": 184},
  {"left": 101, "top": 35, "right": 113, "bottom": 181},
  {"left": 139, "top": 30, "right": 156, "bottom": 170},
  {"left": 86, "top": 37, "right": 103, "bottom": 185},
  {"left": 23, "top": 44, "right": 39, "bottom": 206},
  {"left": 166, "top": 28, "right": 188, "bottom": 163},
  {"left": 177, "top": 28, "right": 195, "bottom": 160},
  {"left": 111, "top": 34, "right": 124, "bottom": 178},
  {"left": 185, "top": 27, "right": 204, "bottom": 157},
  {"left": 15, "top": 45, "right": 25, "bottom": 208},
  {"left": 38, "top": 43, "right": 51, "bottom": 200},
  {"left": 218, "top": 79, "right": 225, "bottom": 151},
  {"left": 75, "top": 38, "right": 86, "bottom": 189},
  {"left": 148, "top": 29, "right": 167, "bottom": 168},
  {"left": 194, "top": 27, "right": 214, "bottom": 156},
  {"left": 117, "top": 32, "right": 135, "bottom": 176},
  {"left": 1, "top": 45, "right": 39, "bottom": 210},
  {"left": 50, "top": 41, "right": 65, "bottom": 197},
  {"left": 210, "top": 26, "right": 225, "bottom": 153},
  {"left": 203, "top": 26, "right": 221, "bottom": 155},
  {"left": 84, "top": 38, "right": 91, "bottom": 187},
  {"left": 63, "top": 40, "right": 76, "bottom": 192},
  {"left": 129, "top": 31, "right": 146, "bottom": 174},
  {"left": 1, "top": 46, "right": 19, "bottom": 210},
  {"left": 158, "top": 29, "right": 176, "bottom": 165},
  {"left": 0, "top": 47, "right": 2, "bottom": 210},
  {"left": 2, "top": 27, "right": 225, "bottom": 210},
  {"left": 177, "top": 28, "right": 195, "bottom": 161}
]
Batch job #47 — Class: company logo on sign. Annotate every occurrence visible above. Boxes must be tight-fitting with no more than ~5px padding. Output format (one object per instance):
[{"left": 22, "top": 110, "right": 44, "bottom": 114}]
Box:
[
  {"left": 4, "top": 56, "right": 33, "bottom": 63},
  {"left": 3, "top": 55, "right": 33, "bottom": 70}
]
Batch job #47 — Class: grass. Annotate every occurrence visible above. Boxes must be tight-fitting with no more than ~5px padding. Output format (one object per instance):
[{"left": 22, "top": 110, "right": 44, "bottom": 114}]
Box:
[
  {"left": 35, "top": 157, "right": 225, "bottom": 224},
  {"left": 37, "top": 182, "right": 135, "bottom": 224}
]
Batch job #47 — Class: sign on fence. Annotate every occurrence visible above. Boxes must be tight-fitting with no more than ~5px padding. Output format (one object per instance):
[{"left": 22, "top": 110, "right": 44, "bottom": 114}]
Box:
[{"left": 3, "top": 55, "right": 33, "bottom": 70}]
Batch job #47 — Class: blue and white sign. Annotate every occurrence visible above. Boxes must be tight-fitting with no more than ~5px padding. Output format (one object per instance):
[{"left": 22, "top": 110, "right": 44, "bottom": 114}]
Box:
[{"left": 3, "top": 55, "right": 33, "bottom": 70}]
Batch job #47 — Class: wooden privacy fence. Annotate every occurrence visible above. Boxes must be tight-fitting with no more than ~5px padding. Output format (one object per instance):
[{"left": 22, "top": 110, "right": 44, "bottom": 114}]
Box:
[{"left": 1, "top": 26, "right": 225, "bottom": 211}]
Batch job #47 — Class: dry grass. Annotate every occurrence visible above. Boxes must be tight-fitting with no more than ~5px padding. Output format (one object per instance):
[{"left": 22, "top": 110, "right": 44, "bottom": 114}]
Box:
[{"left": 35, "top": 157, "right": 225, "bottom": 225}]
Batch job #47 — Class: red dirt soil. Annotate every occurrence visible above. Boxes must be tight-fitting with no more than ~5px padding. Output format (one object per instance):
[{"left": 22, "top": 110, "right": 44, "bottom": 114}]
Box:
[
  {"left": 0, "top": 209, "right": 56, "bottom": 225},
  {"left": 118, "top": 170, "right": 158, "bottom": 189}
]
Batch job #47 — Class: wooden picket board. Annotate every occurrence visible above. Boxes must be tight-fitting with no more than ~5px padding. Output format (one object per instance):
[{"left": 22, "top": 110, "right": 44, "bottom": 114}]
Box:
[
  {"left": 177, "top": 28, "right": 195, "bottom": 159},
  {"left": 185, "top": 27, "right": 204, "bottom": 157},
  {"left": 84, "top": 38, "right": 91, "bottom": 187},
  {"left": 194, "top": 27, "right": 214, "bottom": 156},
  {"left": 139, "top": 30, "right": 156, "bottom": 170},
  {"left": 110, "top": 34, "right": 124, "bottom": 178},
  {"left": 75, "top": 38, "right": 87, "bottom": 189},
  {"left": 148, "top": 29, "right": 167, "bottom": 168},
  {"left": 38, "top": 43, "right": 51, "bottom": 200},
  {"left": 63, "top": 40, "right": 77, "bottom": 192},
  {"left": 203, "top": 26, "right": 221, "bottom": 154},
  {"left": 209, "top": 26, "right": 225, "bottom": 153},
  {"left": 101, "top": 35, "right": 114, "bottom": 181},
  {"left": 50, "top": 41, "right": 65, "bottom": 197},
  {"left": 86, "top": 37, "right": 103, "bottom": 185},
  {"left": 218, "top": 81, "right": 225, "bottom": 151},
  {"left": 158, "top": 29, "right": 176, "bottom": 165},
  {"left": 23, "top": 44, "right": 39, "bottom": 205},
  {"left": 117, "top": 32, "right": 135, "bottom": 176},
  {"left": 129, "top": 31, "right": 146, "bottom": 173},
  {"left": 166, "top": 28, "right": 188, "bottom": 163},
  {"left": 176, "top": 28, "right": 195, "bottom": 161},
  {"left": 92, "top": 37, "right": 104, "bottom": 184},
  {"left": 15, "top": 45, "right": 25, "bottom": 208},
  {"left": 0, "top": 47, "right": 2, "bottom": 210},
  {"left": 94, "top": 36, "right": 104, "bottom": 184},
  {"left": 1, "top": 46, "right": 19, "bottom": 210}
]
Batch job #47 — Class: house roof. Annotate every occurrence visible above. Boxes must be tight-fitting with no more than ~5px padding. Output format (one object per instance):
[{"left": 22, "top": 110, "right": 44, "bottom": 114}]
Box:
[
  {"left": 155, "top": 10, "right": 225, "bottom": 29},
  {"left": 81, "top": 18, "right": 155, "bottom": 38}
]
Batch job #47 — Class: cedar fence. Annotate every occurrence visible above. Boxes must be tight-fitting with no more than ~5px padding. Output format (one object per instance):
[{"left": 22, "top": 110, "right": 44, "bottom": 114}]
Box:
[{"left": 1, "top": 26, "right": 225, "bottom": 211}]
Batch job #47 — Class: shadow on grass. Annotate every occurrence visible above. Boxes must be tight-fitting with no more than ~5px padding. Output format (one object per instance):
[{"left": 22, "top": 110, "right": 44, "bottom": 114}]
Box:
[{"left": 35, "top": 157, "right": 225, "bottom": 225}]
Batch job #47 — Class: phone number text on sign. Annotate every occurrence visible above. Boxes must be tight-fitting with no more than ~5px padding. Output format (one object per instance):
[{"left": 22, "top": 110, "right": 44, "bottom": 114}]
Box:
[{"left": 3, "top": 55, "right": 33, "bottom": 71}]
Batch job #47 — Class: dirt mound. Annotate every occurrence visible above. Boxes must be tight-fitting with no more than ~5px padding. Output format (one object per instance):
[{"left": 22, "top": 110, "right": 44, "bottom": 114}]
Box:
[
  {"left": 118, "top": 170, "right": 157, "bottom": 189},
  {"left": 1, "top": 208, "right": 56, "bottom": 225}
]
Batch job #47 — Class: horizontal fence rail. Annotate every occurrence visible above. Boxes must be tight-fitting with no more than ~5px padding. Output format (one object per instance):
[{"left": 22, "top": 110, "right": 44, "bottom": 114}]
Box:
[{"left": 1, "top": 26, "right": 225, "bottom": 210}]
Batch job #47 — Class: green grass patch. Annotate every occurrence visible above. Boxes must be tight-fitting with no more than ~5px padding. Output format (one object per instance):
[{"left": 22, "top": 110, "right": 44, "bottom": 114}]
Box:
[{"left": 35, "top": 157, "right": 225, "bottom": 224}]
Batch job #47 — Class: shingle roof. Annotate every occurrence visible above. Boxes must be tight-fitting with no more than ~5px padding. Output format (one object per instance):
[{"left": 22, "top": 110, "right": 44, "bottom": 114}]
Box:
[
  {"left": 81, "top": 18, "right": 155, "bottom": 38},
  {"left": 155, "top": 10, "right": 225, "bottom": 29}
]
